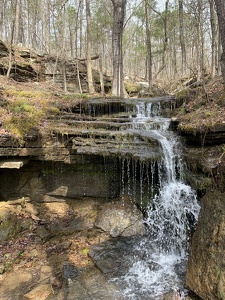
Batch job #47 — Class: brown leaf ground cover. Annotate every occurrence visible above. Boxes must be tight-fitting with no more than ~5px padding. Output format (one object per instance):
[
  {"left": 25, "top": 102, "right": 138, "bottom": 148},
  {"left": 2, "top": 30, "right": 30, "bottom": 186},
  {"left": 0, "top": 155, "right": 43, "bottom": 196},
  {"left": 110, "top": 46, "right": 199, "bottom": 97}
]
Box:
[{"left": 175, "top": 76, "right": 225, "bottom": 134}]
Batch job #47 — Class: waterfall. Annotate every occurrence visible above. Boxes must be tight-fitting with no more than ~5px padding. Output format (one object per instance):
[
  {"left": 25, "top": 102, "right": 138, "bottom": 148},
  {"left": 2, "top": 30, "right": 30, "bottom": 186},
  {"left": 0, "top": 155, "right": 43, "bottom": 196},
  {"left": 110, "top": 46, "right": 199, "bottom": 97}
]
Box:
[{"left": 113, "top": 99, "right": 200, "bottom": 299}]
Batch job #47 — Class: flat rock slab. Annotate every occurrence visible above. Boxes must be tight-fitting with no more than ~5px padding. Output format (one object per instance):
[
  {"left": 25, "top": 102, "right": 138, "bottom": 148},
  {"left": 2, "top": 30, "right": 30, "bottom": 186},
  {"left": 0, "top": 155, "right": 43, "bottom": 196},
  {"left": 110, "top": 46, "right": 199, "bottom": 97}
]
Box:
[{"left": 0, "top": 159, "right": 29, "bottom": 169}]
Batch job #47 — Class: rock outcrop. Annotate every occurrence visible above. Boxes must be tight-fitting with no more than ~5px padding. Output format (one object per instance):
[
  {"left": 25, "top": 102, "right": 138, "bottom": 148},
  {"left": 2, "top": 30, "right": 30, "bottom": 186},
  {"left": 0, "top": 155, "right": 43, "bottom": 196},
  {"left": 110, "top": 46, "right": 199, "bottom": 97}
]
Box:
[
  {"left": 183, "top": 142, "right": 225, "bottom": 300},
  {"left": 185, "top": 192, "right": 225, "bottom": 300}
]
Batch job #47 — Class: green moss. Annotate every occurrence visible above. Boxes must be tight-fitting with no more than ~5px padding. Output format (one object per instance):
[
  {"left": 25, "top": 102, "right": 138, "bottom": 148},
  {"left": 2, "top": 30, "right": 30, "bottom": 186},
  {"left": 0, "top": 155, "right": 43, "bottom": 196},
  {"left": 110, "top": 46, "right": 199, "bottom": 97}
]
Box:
[
  {"left": 80, "top": 248, "right": 89, "bottom": 256},
  {"left": 5, "top": 115, "right": 39, "bottom": 138},
  {"left": 47, "top": 106, "right": 60, "bottom": 114},
  {"left": 18, "top": 90, "right": 43, "bottom": 98},
  {"left": 179, "top": 107, "right": 186, "bottom": 115},
  {"left": 176, "top": 89, "right": 189, "bottom": 100},
  {"left": 0, "top": 215, "right": 22, "bottom": 241},
  {"left": 10, "top": 100, "right": 35, "bottom": 113},
  {"left": 124, "top": 82, "right": 142, "bottom": 94}
]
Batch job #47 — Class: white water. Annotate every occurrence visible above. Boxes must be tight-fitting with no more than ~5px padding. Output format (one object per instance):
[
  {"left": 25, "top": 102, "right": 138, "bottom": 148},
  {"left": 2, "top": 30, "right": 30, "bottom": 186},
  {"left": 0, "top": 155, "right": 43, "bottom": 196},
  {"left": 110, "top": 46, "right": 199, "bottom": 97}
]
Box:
[{"left": 114, "top": 100, "right": 200, "bottom": 299}]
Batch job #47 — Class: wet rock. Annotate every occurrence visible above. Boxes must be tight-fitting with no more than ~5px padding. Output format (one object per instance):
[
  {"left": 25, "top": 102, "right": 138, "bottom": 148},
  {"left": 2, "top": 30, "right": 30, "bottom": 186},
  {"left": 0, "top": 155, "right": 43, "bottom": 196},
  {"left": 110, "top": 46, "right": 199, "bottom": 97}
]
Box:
[
  {"left": 23, "top": 284, "right": 53, "bottom": 300},
  {"left": 66, "top": 266, "right": 123, "bottom": 300},
  {"left": 95, "top": 201, "right": 146, "bottom": 237},
  {"left": 186, "top": 191, "right": 225, "bottom": 300},
  {"left": 63, "top": 263, "right": 79, "bottom": 280},
  {"left": 89, "top": 237, "right": 141, "bottom": 276}
]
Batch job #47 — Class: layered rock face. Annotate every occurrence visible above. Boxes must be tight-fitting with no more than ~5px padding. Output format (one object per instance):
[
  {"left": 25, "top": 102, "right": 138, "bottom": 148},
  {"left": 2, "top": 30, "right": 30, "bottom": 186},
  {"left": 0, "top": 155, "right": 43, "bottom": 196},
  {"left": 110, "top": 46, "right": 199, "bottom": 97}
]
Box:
[
  {"left": 186, "top": 192, "right": 225, "bottom": 300},
  {"left": 183, "top": 140, "right": 225, "bottom": 299}
]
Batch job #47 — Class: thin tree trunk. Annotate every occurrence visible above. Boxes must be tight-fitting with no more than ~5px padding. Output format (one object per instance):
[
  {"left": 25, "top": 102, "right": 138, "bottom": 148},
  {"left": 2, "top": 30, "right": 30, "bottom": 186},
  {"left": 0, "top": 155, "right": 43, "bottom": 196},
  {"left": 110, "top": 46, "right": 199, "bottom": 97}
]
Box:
[
  {"left": 76, "top": 60, "right": 83, "bottom": 93},
  {"left": 85, "top": 0, "right": 95, "bottom": 94},
  {"left": 214, "top": 0, "right": 225, "bottom": 84},
  {"left": 79, "top": 0, "right": 84, "bottom": 58},
  {"left": 196, "top": 0, "right": 204, "bottom": 81},
  {"left": 75, "top": 1, "right": 82, "bottom": 93},
  {"left": 7, "top": 1, "right": 17, "bottom": 78},
  {"left": 14, "top": 0, "right": 21, "bottom": 45},
  {"left": 209, "top": 0, "right": 217, "bottom": 78},
  {"left": 145, "top": 0, "right": 153, "bottom": 90},
  {"left": 178, "top": 0, "right": 186, "bottom": 73},
  {"left": 162, "top": 0, "right": 169, "bottom": 66},
  {"left": 99, "top": 54, "right": 105, "bottom": 95}
]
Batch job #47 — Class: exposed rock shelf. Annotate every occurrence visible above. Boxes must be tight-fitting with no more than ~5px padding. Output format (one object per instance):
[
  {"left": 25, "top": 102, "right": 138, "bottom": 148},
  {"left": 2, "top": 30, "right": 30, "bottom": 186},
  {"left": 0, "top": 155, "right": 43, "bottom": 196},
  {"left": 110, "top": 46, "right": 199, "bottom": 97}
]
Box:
[{"left": 0, "top": 96, "right": 176, "bottom": 164}]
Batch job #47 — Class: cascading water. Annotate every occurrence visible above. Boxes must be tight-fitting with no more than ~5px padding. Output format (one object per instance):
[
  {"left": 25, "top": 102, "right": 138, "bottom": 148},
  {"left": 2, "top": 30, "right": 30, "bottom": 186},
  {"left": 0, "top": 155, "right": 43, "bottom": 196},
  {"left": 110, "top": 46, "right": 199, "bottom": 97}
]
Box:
[{"left": 112, "top": 99, "right": 200, "bottom": 299}]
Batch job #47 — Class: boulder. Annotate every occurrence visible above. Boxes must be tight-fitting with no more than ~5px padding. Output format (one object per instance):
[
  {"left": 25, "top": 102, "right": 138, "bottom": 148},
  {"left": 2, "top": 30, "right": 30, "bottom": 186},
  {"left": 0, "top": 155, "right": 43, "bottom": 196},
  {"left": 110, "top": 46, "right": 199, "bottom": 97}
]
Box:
[
  {"left": 95, "top": 201, "right": 146, "bottom": 237},
  {"left": 185, "top": 191, "right": 225, "bottom": 300},
  {"left": 0, "top": 203, "right": 31, "bottom": 241}
]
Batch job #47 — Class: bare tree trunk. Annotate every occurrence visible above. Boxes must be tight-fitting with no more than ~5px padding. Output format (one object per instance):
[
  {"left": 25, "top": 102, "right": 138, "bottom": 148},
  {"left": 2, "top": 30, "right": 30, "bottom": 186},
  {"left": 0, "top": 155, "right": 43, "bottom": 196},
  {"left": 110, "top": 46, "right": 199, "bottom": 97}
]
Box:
[
  {"left": 196, "top": 0, "right": 204, "bottom": 81},
  {"left": 99, "top": 54, "right": 105, "bottom": 95},
  {"left": 0, "top": 1, "right": 4, "bottom": 40},
  {"left": 111, "top": 0, "right": 127, "bottom": 98},
  {"left": 75, "top": 1, "right": 82, "bottom": 93},
  {"left": 79, "top": 0, "right": 84, "bottom": 58},
  {"left": 145, "top": 0, "right": 153, "bottom": 90},
  {"left": 76, "top": 60, "right": 83, "bottom": 93},
  {"left": 85, "top": 0, "right": 95, "bottom": 94},
  {"left": 14, "top": 0, "right": 21, "bottom": 45},
  {"left": 7, "top": 1, "right": 17, "bottom": 78},
  {"left": 178, "top": 0, "right": 186, "bottom": 73},
  {"left": 162, "top": 0, "right": 169, "bottom": 66},
  {"left": 209, "top": 0, "right": 217, "bottom": 78},
  {"left": 214, "top": 0, "right": 225, "bottom": 84},
  {"left": 62, "top": 61, "right": 67, "bottom": 93}
]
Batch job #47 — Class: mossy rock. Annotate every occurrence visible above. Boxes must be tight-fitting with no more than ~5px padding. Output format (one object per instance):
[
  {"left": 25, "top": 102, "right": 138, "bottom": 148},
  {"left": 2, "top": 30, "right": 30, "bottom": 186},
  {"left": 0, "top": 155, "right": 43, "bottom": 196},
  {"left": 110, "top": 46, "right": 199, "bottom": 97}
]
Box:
[
  {"left": 176, "top": 89, "right": 189, "bottom": 100},
  {"left": 124, "top": 82, "right": 142, "bottom": 94},
  {"left": 0, "top": 213, "right": 24, "bottom": 241}
]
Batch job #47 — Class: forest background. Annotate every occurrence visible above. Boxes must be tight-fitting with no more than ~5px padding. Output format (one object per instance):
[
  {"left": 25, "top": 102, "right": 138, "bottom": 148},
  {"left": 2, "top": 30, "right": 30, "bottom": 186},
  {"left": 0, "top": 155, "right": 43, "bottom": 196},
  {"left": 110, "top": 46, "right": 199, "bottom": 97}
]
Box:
[{"left": 0, "top": 0, "right": 225, "bottom": 97}]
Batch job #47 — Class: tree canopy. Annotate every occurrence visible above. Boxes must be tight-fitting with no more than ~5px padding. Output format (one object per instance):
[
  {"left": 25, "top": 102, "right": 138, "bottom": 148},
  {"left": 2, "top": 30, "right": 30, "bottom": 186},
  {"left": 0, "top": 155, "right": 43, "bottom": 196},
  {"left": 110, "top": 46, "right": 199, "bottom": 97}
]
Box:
[{"left": 0, "top": 0, "right": 225, "bottom": 92}]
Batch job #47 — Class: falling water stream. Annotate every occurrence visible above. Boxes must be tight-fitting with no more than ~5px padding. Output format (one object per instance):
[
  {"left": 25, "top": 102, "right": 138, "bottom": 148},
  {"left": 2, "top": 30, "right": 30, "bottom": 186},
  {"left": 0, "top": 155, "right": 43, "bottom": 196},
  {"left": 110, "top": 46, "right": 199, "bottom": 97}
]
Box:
[{"left": 109, "top": 99, "right": 200, "bottom": 299}]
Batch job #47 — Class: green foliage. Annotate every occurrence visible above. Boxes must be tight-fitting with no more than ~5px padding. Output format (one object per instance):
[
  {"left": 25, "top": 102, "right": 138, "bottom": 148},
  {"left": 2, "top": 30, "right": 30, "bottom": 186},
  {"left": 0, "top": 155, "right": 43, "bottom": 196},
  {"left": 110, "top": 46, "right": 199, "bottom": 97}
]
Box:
[
  {"left": 80, "top": 248, "right": 89, "bottom": 256},
  {"left": 61, "top": 94, "right": 88, "bottom": 103},
  {"left": 179, "top": 107, "right": 186, "bottom": 115},
  {"left": 9, "top": 99, "right": 34, "bottom": 113}
]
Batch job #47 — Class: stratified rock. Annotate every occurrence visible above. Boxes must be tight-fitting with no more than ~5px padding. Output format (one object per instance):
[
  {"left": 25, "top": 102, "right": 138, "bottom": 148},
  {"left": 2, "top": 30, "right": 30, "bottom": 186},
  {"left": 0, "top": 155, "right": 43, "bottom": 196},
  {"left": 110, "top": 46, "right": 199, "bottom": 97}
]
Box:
[
  {"left": 185, "top": 191, "right": 225, "bottom": 300},
  {"left": 95, "top": 201, "right": 146, "bottom": 237},
  {"left": 23, "top": 284, "right": 53, "bottom": 300}
]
